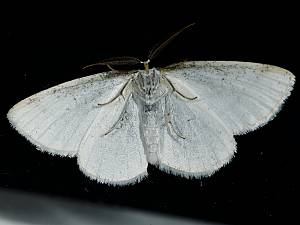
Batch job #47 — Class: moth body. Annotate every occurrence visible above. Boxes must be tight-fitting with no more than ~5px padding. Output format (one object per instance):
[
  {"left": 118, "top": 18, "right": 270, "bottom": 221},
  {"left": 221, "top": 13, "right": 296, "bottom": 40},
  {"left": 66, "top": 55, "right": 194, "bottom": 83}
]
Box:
[{"left": 133, "top": 68, "right": 169, "bottom": 164}]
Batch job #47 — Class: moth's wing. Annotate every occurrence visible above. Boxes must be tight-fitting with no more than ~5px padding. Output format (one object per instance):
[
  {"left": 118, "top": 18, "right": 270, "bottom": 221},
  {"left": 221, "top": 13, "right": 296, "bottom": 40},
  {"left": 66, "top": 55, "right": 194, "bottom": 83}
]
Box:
[
  {"left": 158, "top": 94, "right": 236, "bottom": 177},
  {"left": 8, "top": 72, "right": 133, "bottom": 156},
  {"left": 77, "top": 95, "right": 148, "bottom": 185},
  {"left": 164, "top": 61, "right": 295, "bottom": 135}
]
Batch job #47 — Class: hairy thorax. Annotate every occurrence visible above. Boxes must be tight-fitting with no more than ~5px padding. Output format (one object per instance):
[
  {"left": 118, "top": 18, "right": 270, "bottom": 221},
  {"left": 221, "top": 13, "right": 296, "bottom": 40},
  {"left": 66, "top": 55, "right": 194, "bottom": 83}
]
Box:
[{"left": 132, "top": 68, "right": 169, "bottom": 105}]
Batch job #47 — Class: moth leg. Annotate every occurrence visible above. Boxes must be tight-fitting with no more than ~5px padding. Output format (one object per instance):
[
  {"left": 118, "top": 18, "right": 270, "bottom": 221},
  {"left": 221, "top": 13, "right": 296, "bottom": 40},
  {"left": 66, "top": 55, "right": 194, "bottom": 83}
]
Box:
[
  {"left": 165, "top": 96, "right": 186, "bottom": 140},
  {"left": 167, "top": 119, "right": 186, "bottom": 140},
  {"left": 101, "top": 95, "right": 131, "bottom": 136},
  {"left": 98, "top": 79, "right": 132, "bottom": 106},
  {"left": 106, "top": 64, "right": 116, "bottom": 71},
  {"left": 164, "top": 76, "right": 197, "bottom": 101}
]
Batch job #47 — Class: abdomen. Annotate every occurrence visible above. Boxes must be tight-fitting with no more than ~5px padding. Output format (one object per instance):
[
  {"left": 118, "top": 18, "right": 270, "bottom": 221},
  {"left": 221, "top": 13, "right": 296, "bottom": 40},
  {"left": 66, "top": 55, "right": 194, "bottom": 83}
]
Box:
[{"left": 138, "top": 101, "right": 164, "bottom": 165}]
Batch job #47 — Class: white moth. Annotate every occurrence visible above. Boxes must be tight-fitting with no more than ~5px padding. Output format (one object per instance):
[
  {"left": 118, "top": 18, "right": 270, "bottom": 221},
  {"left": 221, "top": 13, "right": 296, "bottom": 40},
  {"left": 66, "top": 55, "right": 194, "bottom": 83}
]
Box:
[{"left": 7, "top": 25, "right": 295, "bottom": 185}]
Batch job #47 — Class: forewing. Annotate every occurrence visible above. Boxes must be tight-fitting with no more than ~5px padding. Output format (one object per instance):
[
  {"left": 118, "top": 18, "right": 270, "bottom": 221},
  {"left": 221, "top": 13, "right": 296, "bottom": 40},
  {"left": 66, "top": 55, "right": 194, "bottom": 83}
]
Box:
[
  {"left": 7, "top": 72, "right": 132, "bottom": 156},
  {"left": 164, "top": 61, "right": 295, "bottom": 135},
  {"left": 159, "top": 94, "right": 236, "bottom": 177},
  {"left": 77, "top": 96, "right": 148, "bottom": 185}
]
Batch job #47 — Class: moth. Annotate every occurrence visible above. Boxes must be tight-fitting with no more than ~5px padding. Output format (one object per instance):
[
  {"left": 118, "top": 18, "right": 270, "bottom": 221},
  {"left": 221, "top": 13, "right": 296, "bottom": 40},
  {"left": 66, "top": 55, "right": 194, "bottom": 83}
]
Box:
[{"left": 7, "top": 24, "right": 295, "bottom": 185}]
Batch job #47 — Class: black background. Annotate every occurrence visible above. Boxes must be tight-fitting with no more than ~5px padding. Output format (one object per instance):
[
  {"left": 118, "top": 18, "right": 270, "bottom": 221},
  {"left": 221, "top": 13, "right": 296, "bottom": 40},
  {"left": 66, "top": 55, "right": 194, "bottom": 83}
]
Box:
[{"left": 2, "top": 2, "right": 299, "bottom": 224}]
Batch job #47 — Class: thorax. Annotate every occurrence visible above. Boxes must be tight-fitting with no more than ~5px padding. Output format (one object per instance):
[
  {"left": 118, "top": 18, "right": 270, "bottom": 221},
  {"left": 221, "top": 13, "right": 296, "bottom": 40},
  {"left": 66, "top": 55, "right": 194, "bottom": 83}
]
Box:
[{"left": 132, "top": 68, "right": 169, "bottom": 105}]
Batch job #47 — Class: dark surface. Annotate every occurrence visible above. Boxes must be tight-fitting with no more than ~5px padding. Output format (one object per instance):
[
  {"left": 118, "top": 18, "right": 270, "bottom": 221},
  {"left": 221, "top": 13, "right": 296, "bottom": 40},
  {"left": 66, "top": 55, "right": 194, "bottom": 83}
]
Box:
[
  {"left": 2, "top": 3, "right": 298, "bottom": 224},
  {"left": 0, "top": 188, "right": 212, "bottom": 225}
]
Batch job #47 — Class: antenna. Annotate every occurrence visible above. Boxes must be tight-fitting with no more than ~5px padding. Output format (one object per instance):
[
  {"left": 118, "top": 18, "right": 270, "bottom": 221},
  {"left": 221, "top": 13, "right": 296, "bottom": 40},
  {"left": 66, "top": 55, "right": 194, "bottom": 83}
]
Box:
[
  {"left": 148, "top": 23, "right": 195, "bottom": 61},
  {"left": 82, "top": 56, "right": 141, "bottom": 70},
  {"left": 83, "top": 23, "right": 196, "bottom": 71}
]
